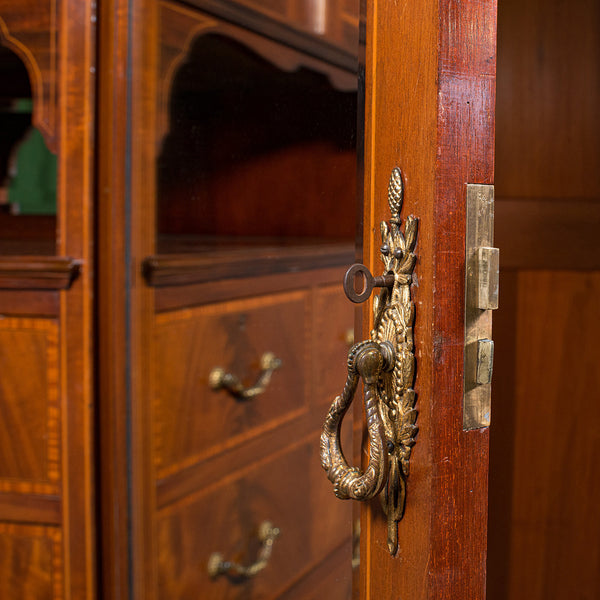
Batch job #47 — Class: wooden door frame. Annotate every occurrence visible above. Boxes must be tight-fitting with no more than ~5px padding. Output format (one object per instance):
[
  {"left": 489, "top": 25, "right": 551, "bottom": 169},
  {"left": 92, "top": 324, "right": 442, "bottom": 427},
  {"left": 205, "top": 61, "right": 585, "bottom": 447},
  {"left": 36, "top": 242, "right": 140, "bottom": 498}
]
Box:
[
  {"left": 97, "top": 0, "right": 158, "bottom": 597},
  {"left": 358, "top": 1, "right": 496, "bottom": 598}
]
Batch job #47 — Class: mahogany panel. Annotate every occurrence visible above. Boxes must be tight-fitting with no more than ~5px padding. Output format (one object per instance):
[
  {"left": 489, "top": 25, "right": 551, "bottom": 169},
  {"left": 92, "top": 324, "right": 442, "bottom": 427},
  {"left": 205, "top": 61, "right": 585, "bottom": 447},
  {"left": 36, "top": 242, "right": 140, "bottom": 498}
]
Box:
[
  {"left": 0, "top": 318, "right": 60, "bottom": 494},
  {"left": 0, "top": 215, "right": 55, "bottom": 251},
  {"left": 96, "top": 0, "right": 140, "bottom": 595},
  {"left": 156, "top": 437, "right": 349, "bottom": 600},
  {"left": 0, "top": 523, "right": 62, "bottom": 599},
  {"left": 279, "top": 542, "right": 353, "bottom": 600},
  {"left": 0, "top": 0, "right": 58, "bottom": 152},
  {"left": 486, "top": 271, "right": 518, "bottom": 600},
  {"left": 360, "top": 0, "right": 496, "bottom": 598},
  {"left": 0, "top": 290, "right": 58, "bottom": 317},
  {"left": 495, "top": 198, "right": 600, "bottom": 271},
  {"left": 495, "top": 0, "right": 600, "bottom": 199},
  {"left": 154, "top": 291, "right": 309, "bottom": 478},
  {"left": 0, "top": 492, "right": 60, "bottom": 525},
  {"left": 502, "top": 271, "right": 600, "bottom": 599},
  {"left": 56, "top": 0, "right": 97, "bottom": 595}
]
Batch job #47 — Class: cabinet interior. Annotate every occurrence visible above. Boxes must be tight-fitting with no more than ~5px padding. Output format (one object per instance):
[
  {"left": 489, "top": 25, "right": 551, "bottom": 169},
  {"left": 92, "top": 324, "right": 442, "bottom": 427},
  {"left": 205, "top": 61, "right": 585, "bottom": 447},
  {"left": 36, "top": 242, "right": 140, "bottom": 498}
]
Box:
[
  {"left": 0, "top": 45, "right": 56, "bottom": 255},
  {"left": 489, "top": 0, "right": 600, "bottom": 597},
  {"left": 156, "top": 33, "right": 357, "bottom": 260}
]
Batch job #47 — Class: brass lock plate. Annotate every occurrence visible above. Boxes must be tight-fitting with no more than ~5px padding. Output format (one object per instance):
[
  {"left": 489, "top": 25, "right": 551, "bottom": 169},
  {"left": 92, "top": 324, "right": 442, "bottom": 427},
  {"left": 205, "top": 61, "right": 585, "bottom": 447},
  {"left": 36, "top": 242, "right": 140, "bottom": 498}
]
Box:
[{"left": 463, "top": 184, "right": 498, "bottom": 430}]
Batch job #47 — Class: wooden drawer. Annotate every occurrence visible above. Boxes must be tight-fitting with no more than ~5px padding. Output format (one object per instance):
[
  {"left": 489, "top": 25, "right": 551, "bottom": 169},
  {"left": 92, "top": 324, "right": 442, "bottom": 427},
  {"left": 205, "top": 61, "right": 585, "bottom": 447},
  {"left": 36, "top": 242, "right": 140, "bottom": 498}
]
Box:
[
  {"left": 156, "top": 438, "right": 352, "bottom": 599},
  {"left": 313, "top": 284, "right": 355, "bottom": 406},
  {"left": 154, "top": 291, "right": 309, "bottom": 478}
]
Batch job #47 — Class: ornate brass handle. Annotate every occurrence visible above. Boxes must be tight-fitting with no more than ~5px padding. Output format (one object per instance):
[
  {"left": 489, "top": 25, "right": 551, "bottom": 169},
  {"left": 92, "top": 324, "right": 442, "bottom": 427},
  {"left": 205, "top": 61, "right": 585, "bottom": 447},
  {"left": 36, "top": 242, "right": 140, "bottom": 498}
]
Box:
[
  {"left": 320, "top": 168, "right": 419, "bottom": 556},
  {"left": 207, "top": 521, "right": 280, "bottom": 580},
  {"left": 209, "top": 352, "right": 282, "bottom": 401}
]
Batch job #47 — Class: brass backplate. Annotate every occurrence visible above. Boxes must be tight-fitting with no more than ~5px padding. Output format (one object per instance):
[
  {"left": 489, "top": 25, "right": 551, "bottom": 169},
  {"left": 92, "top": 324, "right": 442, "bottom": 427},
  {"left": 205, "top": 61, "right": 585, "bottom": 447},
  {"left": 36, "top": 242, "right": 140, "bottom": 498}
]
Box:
[{"left": 463, "top": 184, "right": 497, "bottom": 430}]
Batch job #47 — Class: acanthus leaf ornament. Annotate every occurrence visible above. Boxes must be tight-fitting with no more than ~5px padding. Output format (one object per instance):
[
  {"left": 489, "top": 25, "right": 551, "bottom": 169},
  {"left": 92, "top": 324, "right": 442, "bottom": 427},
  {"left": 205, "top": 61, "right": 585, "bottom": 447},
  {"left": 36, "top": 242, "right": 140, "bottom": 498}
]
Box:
[{"left": 320, "top": 167, "right": 418, "bottom": 556}]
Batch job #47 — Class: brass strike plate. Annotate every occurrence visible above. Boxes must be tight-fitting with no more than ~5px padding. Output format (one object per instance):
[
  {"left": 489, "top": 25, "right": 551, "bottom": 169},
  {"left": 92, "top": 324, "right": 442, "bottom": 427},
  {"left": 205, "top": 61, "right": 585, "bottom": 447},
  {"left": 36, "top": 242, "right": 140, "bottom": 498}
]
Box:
[{"left": 463, "top": 184, "right": 498, "bottom": 430}]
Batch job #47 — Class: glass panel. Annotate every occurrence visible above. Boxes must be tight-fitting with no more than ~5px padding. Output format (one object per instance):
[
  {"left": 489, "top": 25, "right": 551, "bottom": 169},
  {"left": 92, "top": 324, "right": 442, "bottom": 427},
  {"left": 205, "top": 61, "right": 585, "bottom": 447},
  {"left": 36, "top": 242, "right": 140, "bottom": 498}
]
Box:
[
  {"left": 157, "top": 34, "right": 357, "bottom": 250},
  {"left": 0, "top": 45, "right": 56, "bottom": 255},
  {"left": 153, "top": 29, "right": 358, "bottom": 598}
]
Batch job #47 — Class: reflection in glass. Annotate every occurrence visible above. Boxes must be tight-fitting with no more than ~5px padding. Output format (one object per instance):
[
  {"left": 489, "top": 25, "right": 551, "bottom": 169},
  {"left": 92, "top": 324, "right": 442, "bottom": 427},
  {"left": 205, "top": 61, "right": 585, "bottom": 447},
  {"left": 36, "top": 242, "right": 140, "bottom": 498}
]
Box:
[{"left": 157, "top": 34, "right": 357, "bottom": 250}]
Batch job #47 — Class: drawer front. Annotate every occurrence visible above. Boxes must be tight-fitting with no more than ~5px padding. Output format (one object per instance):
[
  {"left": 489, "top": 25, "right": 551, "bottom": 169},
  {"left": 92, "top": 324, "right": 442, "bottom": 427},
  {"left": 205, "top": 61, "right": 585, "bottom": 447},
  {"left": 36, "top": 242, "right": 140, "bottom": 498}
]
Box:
[
  {"left": 156, "top": 438, "right": 352, "bottom": 599},
  {"left": 154, "top": 291, "right": 309, "bottom": 478},
  {"left": 313, "top": 284, "right": 355, "bottom": 406}
]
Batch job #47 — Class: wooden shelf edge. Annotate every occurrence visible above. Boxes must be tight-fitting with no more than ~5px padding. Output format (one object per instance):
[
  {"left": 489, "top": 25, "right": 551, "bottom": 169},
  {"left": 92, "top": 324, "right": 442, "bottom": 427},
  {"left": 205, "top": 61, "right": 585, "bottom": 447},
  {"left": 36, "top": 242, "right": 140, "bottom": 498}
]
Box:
[
  {"left": 0, "top": 256, "right": 82, "bottom": 290},
  {"left": 143, "top": 244, "right": 354, "bottom": 287}
]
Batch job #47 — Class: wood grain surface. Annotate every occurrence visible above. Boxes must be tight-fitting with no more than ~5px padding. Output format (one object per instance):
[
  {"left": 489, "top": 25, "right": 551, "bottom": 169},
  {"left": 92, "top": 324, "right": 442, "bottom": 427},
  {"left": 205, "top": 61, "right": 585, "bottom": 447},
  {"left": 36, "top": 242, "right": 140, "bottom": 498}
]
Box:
[
  {"left": 0, "top": 524, "right": 62, "bottom": 599},
  {"left": 495, "top": 0, "right": 600, "bottom": 200},
  {"left": 487, "top": 0, "right": 600, "bottom": 597},
  {"left": 489, "top": 272, "right": 600, "bottom": 600},
  {"left": 157, "top": 436, "right": 352, "bottom": 600},
  {"left": 0, "top": 319, "right": 60, "bottom": 493},
  {"left": 0, "top": 0, "right": 97, "bottom": 597},
  {"left": 0, "top": 256, "right": 80, "bottom": 289},
  {"left": 154, "top": 291, "right": 309, "bottom": 477},
  {"left": 359, "top": 0, "right": 496, "bottom": 598}
]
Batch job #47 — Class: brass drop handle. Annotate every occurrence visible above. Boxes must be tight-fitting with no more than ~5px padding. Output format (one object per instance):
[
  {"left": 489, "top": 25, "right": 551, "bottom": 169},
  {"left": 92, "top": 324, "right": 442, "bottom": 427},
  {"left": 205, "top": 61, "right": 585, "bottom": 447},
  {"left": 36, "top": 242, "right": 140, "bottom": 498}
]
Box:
[
  {"left": 207, "top": 521, "right": 280, "bottom": 580},
  {"left": 320, "top": 167, "right": 419, "bottom": 556},
  {"left": 209, "top": 352, "right": 282, "bottom": 401},
  {"left": 321, "top": 339, "right": 395, "bottom": 501}
]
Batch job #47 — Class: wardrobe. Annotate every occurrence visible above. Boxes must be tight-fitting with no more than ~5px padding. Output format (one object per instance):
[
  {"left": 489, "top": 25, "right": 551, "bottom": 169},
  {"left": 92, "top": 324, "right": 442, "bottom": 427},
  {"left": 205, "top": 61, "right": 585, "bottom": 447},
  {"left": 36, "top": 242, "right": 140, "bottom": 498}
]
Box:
[{"left": 0, "top": 0, "right": 599, "bottom": 598}]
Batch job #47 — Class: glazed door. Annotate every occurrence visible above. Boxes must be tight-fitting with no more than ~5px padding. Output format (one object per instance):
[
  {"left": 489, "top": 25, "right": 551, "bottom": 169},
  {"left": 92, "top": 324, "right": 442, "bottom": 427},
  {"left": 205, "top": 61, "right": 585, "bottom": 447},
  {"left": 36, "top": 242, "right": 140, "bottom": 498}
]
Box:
[
  {"left": 96, "top": 0, "right": 497, "bottom": 598},
  {"left": 0, "top": 1, "right": 96, "bottom": 598},
  {"left": 354, "top": 1, "right": 497, "bottom": 598}
]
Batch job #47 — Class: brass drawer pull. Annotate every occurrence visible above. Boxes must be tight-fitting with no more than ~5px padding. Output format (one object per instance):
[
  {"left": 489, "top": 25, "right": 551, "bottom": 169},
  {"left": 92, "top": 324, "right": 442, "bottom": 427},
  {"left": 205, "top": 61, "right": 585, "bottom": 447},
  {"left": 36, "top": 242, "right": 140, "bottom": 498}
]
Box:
[
  {"left": 209, "top": 352, "right": 282, "bottom": 401},
  {"left": 320, "top": 168, "right": 419, "bottom": 556},
  {"left": 207, "top": 521, "right": 280, "bottom": 580}
]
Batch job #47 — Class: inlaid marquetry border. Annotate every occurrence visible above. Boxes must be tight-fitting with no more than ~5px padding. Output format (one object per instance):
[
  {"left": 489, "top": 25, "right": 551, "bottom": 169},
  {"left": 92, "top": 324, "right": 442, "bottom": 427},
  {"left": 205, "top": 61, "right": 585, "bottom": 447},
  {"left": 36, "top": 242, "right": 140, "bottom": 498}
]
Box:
[
  {"left": 0, "top": 318, "right": 60, "bottom": 495},
  {"left": 0, "top": 523, "right": 63, "bottom": 599}
]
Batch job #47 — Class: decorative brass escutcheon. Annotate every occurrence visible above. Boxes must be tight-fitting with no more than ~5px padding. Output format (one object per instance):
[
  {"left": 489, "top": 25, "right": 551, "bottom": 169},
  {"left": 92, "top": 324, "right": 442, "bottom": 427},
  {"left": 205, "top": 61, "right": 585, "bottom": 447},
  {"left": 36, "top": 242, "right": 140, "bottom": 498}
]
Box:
[{"left": 320, "top": 167, "right": 418, "bottom": 556}]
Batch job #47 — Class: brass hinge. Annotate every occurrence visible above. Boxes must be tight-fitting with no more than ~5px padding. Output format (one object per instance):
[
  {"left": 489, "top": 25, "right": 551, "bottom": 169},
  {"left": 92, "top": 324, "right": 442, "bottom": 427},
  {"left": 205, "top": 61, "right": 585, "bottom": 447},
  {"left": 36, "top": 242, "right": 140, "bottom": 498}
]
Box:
[{"left": 463, "top": 184, "right": 499, "bottom": 430}]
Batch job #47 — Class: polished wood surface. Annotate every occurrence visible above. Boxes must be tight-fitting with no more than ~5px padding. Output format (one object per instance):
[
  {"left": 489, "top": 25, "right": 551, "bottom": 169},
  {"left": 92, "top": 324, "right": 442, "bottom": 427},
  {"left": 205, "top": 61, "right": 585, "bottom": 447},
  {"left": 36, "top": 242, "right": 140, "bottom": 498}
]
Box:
[
  {"left": 0, "top": 523, "right": 62, "bottom": 598},
  {"left": 0, "top": 0, "right": 97, "bottom": 596},
  {"left": 153, "top": 271, "right": 355, "bottom": 595},
  {"left": 157, "top": 437, "right": 352, "bottom": 599},
  {"left": 155, "top": 291, "right": 308, "bottom": 476},
  {"left": 57, "top": 0, "right": 97, "bottom": 595},
  {"left": 487, "top": 0, "right": 600, "bottom": 597},
  {"left": 145, "top": 242, "right": 353, "bottom": 287},
  {"left": 507, "top": 273, "right": 600, "bottom": 598},
  {"left": 0, "top": 290, "right": 59, "bottom": 317},
  {"left": 0, "top": 256, "right": 80, "bottom": 289},
  {"left": 489, "top": 272, "right": 600, "bottom": 600},
  {"left": 495, "top": 198, "right": 600, "bottom": 270},
  {"left": 360, "top": 0, "right": 495, "bottom": 598},
  {"left": 96, "top": 2, "right": 359, "bottom": 598},
  {"left": 0, "top": 319, "right": 59, "bottom": 490},
  {"left": 495, "top": 0, "right": 600, "bottom": 200}
]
